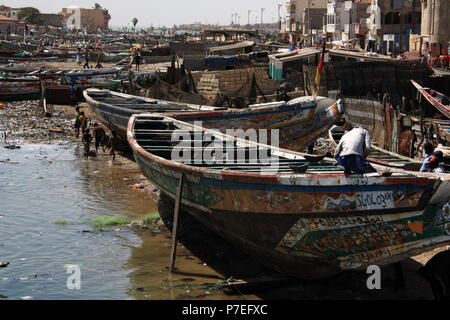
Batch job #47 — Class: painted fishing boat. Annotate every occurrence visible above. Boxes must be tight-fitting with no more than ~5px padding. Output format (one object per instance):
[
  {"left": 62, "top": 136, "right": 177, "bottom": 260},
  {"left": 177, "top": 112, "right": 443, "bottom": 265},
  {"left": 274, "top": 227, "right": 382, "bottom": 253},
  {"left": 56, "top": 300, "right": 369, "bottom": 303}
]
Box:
[
  {"left": 432, "top": 67, "right": 450, "bottom": 77},
  {"left": 329, "top": 125, "right": 423, "bottom": 171},
  {"left": 411, "top": 80, "right": 450, "bottom": 119},
  {"left": 84, "top": 89, "right": 345, "bottom": 151},
  {"left": 127, "top": 115, "right": 450, "bottom": 278},
  {"left": 84, "top": 89, "right": 226, "bottom": 141},
  {"left": 29, "top": 67, "right": 124, "bottom": 81},
  {"left": 0, "top": 77, "right": 40, "bottom": 101}
]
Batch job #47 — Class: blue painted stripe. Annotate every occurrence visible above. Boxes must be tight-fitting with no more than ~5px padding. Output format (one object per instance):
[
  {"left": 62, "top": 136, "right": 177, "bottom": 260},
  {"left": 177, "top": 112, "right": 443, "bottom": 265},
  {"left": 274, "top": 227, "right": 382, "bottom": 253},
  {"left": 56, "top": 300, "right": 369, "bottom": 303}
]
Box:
[{"left": 197, "top": 176, "right": 434, "bottom": 193}]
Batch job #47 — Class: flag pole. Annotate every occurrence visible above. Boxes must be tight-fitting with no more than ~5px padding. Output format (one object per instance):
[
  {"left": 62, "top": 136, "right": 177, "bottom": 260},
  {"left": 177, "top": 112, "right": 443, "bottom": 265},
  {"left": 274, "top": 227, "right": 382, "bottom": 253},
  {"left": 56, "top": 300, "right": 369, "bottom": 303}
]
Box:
[{"left": 313, "top": 37, "right": 327, "bottom": 100}]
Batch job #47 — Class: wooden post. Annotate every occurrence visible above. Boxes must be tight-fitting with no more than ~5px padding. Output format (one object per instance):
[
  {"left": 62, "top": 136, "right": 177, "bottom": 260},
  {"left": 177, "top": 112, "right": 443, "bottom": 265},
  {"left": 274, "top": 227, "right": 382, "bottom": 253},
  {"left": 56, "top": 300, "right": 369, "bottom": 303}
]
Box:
[
  {"left": 128, "top": 70, "right": 134, "bottom": 94},
  {"left": 169, "top": 173, "right": 184, "bottom": 273},
  {"left": 38, "top": 72, "right": 47, "bottom": 115}
]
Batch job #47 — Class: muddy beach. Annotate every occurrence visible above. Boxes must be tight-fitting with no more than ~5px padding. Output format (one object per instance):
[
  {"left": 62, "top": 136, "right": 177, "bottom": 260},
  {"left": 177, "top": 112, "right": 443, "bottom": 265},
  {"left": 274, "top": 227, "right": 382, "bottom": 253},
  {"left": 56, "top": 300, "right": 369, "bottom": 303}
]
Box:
[{"left": 1, "top": 96, "right": 449, "bottom": 300}]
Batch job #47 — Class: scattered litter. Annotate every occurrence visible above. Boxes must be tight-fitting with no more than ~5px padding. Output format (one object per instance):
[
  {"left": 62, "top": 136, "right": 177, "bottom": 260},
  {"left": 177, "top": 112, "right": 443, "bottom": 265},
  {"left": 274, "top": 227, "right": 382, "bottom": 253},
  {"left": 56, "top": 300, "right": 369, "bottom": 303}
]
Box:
[{"left": 130, "top": 183, "right": 146, "bottom": 190}]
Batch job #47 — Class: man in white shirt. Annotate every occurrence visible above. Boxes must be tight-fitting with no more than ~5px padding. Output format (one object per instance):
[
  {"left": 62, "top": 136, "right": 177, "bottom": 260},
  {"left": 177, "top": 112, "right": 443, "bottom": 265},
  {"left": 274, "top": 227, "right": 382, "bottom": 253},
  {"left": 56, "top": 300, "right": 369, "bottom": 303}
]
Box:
[{"left": 334, "top": 126, "right": 377, "bottom": 174}]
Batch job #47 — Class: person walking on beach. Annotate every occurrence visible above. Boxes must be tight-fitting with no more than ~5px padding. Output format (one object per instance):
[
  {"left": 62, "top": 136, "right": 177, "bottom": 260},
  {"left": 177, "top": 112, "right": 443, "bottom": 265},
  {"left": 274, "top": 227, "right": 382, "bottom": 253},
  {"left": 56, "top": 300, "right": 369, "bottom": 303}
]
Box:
[
  {"left": 94, "top": 48, "right": 104, "bottom": 68},
  {"left": 334, "top": 124, "right": 376, "bottom": 175},
  {"left": 134, "top": 51, "right": 141, "bottom": 71},
  {"left": 74, "top": 106, "right": 81, "bottom": 137},
  {"left": 92, "top": 122, "right": 106, "bottom": 155},
  {"left": 110, "top": 130, "right": 120, "bottom": 163},
  {"left": 76, "top": 48, "right": 82, "bottom": 66},
  {"left": 82, "top": 129, "right": 93, "bottom": 160},
  {"left": 78, "top": 111, "right": 88, "bottom": 135},
  {"left": 83, "top": 50, "right": 90, "bottom": 69}
]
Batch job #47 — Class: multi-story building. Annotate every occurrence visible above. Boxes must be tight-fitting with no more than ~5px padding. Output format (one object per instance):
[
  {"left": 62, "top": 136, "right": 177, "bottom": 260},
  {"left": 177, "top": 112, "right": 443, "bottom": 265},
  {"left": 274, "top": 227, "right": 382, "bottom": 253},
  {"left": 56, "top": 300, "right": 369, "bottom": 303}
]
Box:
[
  {"left": 59, "top": 7, "right": 111, "bottom": 30},
  {"left": 0, "top": 5, "right": 10, "bottom": 17},
  {"left": 283, "top": 0, "right": 328, "bottom": 42},
  {"left": 420, "top": 0, "right": 450, "bottom": 56},
  {"left": 10, "top": 8, "right": 20, "bottom": 18},
  {"left": 325, "top": 1, "right": 371, "bottom": 44},
  {"left": 366, "top": 0, "right": 421, "bottom": 55}
]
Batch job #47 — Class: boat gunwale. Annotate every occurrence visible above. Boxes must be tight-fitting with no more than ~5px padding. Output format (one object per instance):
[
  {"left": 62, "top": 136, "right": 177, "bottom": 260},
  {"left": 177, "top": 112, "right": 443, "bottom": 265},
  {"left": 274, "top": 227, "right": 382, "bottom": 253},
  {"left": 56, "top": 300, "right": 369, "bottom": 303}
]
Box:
[{"left": 127, "top": 113, "right": 442, "bottom": 187}]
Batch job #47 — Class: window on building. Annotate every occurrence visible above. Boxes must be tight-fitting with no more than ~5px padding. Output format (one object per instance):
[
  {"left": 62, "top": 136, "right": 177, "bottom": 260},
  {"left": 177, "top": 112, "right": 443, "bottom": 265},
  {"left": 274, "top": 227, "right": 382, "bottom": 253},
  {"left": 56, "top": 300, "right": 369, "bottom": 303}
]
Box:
[
  {"left": 406, "top": 13, "right": 412, "bottom": 24},
  {"left": 384, "top": 12, "right": 400, "bottom": 25},
  {"left": 393, "top": 12, "right": 400, "bottom": 24}
]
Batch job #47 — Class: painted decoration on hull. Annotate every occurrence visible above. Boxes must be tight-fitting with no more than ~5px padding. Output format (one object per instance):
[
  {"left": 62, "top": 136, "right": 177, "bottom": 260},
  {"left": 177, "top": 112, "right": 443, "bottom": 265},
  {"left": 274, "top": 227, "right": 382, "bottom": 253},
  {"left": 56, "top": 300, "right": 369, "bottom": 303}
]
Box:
[{"left": 277, "top": 203, "right": 450, "bottom": 269}]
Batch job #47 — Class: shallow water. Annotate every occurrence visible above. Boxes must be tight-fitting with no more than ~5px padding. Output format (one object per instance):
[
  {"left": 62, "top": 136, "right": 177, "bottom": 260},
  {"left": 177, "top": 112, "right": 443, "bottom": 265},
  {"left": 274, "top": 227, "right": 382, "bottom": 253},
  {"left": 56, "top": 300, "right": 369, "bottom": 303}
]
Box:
[{"left": 0, "top": 143, "right": 252, "bottom": 300}]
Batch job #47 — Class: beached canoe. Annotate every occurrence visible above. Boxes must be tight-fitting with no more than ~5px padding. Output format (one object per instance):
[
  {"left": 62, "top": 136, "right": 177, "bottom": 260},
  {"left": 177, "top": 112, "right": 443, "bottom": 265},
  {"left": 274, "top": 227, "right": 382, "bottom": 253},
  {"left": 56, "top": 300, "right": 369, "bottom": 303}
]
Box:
[
  {"left": 411, "top": 80, "right": 450, "bottom": 119},
  {"left": 84, "top": 89, "right": 345, "bottom": 152},
  {"left": 0, "top": 77, "right": 40, "bottom": 101},
  {"left": 128, "top": 115, "right": 450, "bottom": 278},
  {"left": 84, "top": 89, "right": 226, "bottom": 140}
]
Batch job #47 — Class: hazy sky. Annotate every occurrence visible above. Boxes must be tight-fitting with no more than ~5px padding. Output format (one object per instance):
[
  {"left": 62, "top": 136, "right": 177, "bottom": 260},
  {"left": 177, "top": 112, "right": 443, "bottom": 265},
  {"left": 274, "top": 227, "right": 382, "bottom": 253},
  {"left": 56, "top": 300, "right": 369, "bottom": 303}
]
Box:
[{"left": 2, "top": 0, "right": 285, "bottom": 28}]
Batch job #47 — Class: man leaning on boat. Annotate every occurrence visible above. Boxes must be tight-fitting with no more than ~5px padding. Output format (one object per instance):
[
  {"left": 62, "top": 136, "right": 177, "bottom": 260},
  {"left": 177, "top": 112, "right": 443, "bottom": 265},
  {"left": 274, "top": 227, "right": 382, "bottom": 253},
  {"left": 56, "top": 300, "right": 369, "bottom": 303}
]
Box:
[{"left": 334, "top": 123, "right": 377, "bottom": 175}]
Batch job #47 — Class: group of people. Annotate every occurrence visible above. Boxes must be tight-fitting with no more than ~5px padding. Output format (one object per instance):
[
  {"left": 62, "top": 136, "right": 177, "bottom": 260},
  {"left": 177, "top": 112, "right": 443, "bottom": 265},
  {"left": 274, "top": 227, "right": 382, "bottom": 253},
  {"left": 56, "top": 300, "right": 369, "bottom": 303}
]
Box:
[
  {"left": 76, "top": 48, "right": 104, "bottom": 69},
  {"left": 73, "top": 107, "right": 120, "bottom": 162},
  {"left": 334, "top": 123, "right": 446, "bottom": 175}
]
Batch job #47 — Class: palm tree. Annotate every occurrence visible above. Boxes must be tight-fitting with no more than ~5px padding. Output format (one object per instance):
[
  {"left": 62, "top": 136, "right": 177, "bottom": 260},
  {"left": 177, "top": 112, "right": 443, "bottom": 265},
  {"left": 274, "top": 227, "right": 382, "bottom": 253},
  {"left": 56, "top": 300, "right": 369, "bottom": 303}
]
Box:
[{"left": 132, "top": 18, "right": 138, "bottom": 31}]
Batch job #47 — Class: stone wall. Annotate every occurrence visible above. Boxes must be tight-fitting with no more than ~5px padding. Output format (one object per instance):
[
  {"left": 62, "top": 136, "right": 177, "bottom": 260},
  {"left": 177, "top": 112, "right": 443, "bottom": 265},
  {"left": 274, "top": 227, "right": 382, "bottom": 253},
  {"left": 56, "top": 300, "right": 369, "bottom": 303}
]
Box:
[{"left": 194, "top": 68, "right": 280, "bottom": 101}]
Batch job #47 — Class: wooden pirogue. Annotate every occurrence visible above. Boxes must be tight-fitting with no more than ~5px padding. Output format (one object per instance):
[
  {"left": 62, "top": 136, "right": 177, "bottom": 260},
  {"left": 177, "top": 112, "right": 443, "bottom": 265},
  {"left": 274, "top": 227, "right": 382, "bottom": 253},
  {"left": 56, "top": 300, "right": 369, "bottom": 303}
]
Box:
[
  {"left": 85, "top": 88, "right": 345, "bottom": 152},
  {"left": 0, "top": 77, "right": 40, "bottom": 101},
  {"left": 411, "top": 80, "right": 450, "bottom": 119},
  {"left": 128, "top": 115, "right": 450, "bottom": 278}
]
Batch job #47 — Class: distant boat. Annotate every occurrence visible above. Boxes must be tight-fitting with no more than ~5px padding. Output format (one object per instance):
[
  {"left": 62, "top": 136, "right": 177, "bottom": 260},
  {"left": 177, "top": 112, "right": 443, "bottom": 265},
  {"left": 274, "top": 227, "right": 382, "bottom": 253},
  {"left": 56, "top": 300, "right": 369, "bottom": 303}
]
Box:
[
  {"left": 432, "top": 67, "right": 450, "bottom": 77},
  {"left": 411, "top": 80, "right": 450, "bottom": 119},
  {"left": 128, "top": 114, "right": 450, "bottom": 278},
  {"left": 85, "top": 89, "right": 345, "bottom": 151}
]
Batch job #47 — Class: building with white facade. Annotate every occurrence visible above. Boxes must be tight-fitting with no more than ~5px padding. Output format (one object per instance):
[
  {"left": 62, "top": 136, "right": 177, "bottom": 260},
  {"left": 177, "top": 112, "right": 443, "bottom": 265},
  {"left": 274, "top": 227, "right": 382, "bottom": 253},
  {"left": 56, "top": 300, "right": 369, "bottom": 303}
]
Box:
[
  {"left": 325, "top": 1, "right": 371, "bottom": 44},
  {"left": 284, "top": 0, "right": 327, "bottom": 36}
]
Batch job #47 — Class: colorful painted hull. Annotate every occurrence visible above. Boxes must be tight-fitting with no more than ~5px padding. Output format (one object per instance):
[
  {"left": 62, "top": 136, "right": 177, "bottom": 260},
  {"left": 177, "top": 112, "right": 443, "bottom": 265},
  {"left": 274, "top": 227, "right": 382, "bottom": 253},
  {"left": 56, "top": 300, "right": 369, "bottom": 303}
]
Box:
[
  {"left": 411, "top": 80, "right": 450, "bottom": 119},
  {"left": 128, "top": 115, "right": 450, "bottom": 278},
  {"left": 85, "top": 89, "right": 345, "bottom": 152},
  {"left": 84, "top": 89, "right": 225, "bottom": 140}
]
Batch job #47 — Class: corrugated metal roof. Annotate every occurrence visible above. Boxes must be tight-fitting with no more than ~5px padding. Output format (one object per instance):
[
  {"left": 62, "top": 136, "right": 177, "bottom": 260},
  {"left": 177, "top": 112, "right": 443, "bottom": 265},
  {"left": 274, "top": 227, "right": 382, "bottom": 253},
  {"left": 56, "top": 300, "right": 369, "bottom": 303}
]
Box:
[
  {"left": 268, "top": 48, "right": 321, "bottom": 62},
  {"left": 208, "top": 41, "right": 254, "bottom": 53}
]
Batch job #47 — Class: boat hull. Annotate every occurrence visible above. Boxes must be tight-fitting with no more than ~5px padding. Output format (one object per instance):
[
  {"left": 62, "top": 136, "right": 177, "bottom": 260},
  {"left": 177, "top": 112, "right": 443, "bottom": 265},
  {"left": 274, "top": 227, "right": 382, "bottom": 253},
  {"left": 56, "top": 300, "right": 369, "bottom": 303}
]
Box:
[
  {"left": 86, "top": 90, "right": 344, "bottom": 152},
  {"left": 0, "top": 78, "right": 40, "bottom": 101},
  {"left": 411, "top": 80, "right": 450, "bottom": 119},
  {"left": 128, "top": 119, "right": 450, "bottom": 278}
]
